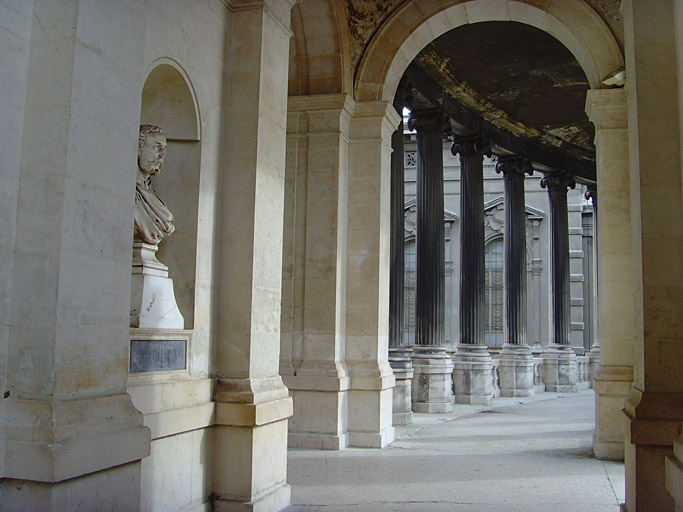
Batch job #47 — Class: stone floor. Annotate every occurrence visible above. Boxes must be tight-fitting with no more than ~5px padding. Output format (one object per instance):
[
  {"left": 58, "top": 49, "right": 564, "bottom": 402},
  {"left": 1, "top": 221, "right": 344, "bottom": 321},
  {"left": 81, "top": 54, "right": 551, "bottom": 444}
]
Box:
[{"left": 285, "top": 390, "right": 625, "bottom": 511}]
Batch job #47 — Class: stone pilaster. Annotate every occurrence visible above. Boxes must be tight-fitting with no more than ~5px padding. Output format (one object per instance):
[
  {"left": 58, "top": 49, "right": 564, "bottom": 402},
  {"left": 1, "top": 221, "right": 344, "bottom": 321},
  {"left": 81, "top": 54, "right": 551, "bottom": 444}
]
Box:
[
  {"left": 585, "top": 89, "right": 634, "bottom": 461},
  {"left": 622, "top": 2, "right": 683, "bottom": 509},
  {"left": 346, "top": 101, "right": 399, "bottom": 448},
  {"left": 496, "top": 156, "right": 535, "bottom": 397},
  {"left": 389, "top": 114, "right": 413, "bottom": 425},
  {"left": 283, "top": 94, "right": 355, "bottom": 449},
  {"left": 213, "top": 2, "right": 296, "bottom": 509},
  {"left": 1, "top": 2, "right": 150, "bottom": 509},
  {"left": 407, "top": 110, "right": 453, "bottom": 413},
  {"left": 451, "top": 135, "right": 494, "bottom": 405},
  {"left": 540, "top": 171, "right": 578, "bottom": 393}
]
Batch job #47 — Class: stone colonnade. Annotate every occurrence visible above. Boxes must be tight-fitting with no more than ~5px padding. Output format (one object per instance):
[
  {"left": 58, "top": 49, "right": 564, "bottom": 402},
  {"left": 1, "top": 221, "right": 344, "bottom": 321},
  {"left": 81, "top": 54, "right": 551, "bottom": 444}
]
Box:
[{"left": 390, "top": 110, "right": 582, "bottom": 409}]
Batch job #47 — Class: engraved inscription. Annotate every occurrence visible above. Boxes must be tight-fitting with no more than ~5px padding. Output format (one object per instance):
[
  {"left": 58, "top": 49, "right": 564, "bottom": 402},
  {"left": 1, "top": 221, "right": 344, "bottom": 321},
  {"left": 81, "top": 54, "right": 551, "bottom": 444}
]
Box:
[{"left": 130, "top": 339, "right": 186, "bottom": 373}]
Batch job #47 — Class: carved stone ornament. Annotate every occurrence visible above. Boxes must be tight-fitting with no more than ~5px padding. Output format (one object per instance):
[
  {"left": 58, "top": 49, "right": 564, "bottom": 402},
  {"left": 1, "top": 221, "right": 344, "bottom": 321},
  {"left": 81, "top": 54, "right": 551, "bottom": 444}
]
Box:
[
  {"left": 495, "top": 155, "right": 534, "bottom": 178},
  {"left": 540, "top": 171, "right": 576, "bottom": 191},
  {"left": 407, "top": 109, "right": 451, "bottom": 135},
  {"left": 134, "top": 125, "right": 175, "bottom": 245},
  {"left": 451, "top": 134, "right": 492, "bottom": 158},
  {"left": 585, "top": 184, "right": 597, "bottom": 205}
]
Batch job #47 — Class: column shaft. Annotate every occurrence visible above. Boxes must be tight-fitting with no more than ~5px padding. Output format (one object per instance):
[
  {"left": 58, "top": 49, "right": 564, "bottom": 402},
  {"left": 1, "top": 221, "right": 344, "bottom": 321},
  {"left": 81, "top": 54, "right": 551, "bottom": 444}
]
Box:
[
  {"left": 413, "top": 113, "right": 446, "bottom": 347},
  {"left": 541, "top": 172, "right": 578, "bottom": 393},
  {"left": 389, "top": 120, "right": 405, "bottom": 348},
  {"left": 407, "top": 110, "right": 453, "bottom": 413},
  {"left": 544, "top": 174, "right": 574, "bottom": 347},
  {"left": 451, "top": 136, "right": 494, "bottom": 405},
  {"left": 496, "top": 156, "right": 535, "bottom": 398},
  {"left": 456, "top": 137, "right": 489, "bottom": 346}
]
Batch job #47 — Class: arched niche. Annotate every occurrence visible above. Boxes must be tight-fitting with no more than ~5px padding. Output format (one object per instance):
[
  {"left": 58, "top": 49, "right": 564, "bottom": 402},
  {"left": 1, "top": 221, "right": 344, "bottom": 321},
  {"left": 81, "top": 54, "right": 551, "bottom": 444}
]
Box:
[{"left": 139, "top": 60, "right": 201, "bottom": 328}]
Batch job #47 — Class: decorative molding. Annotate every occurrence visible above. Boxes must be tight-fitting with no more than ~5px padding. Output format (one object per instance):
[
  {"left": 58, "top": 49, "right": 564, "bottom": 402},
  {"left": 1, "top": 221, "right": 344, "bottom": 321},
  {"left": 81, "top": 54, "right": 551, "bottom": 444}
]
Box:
[{"left": 404, "top": 199, "right": 457, "bottom": 239}]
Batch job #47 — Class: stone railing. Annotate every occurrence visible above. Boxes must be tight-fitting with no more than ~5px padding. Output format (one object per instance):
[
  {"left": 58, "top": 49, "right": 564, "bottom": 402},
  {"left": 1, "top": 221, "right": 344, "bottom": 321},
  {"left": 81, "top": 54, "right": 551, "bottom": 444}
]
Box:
[{"left": 576, "top": 356, "right": 591, "bottom": 389}]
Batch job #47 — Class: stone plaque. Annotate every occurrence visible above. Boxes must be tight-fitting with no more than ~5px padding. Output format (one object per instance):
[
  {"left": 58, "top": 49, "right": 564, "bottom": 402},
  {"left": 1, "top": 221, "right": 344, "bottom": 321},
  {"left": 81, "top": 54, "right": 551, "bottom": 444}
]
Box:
[{"left": 130, "top": 339, "right": 186, "bottom": 373}]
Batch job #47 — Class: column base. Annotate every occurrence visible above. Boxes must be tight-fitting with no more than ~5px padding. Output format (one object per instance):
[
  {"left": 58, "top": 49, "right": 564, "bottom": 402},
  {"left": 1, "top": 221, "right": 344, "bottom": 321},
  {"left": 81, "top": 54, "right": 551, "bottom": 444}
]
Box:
[
  {"left": 213, "top": 377, "right": 293, "bottom": 509},
  {"left": 542, "top": 344, "right": 578, "bottom": 392},
  {"left": 347, "top": 362, "right": 395, "bottom": 448},
  {"left": 390, "top": 348, "right": 414, "bottom": 425},
  {"left": 283, "top": 363, "right": 350, "bottom": 450},
  {"left": 0, "top": 393, "right": 150, "bottom": 511},
  {"left": 593, "top": 365, "right": 633, "bottom": 460},
  {"left": 411, "top": 346, "right": 454, "bottom": 413},
  {"left": 587, "top": 345, "right": 601, "bottom": 382},
  {"left": 623, "top": 388, "right": 683, "bottom": 512},
  {"left": 453, "top": 345, "right": 494, "bottom": 405},
  {"left": 498, "top": 344, "right": 535, "bottom": 398},
  {"left": 213, "top": 482, "right": 291, "bottom": 512}
]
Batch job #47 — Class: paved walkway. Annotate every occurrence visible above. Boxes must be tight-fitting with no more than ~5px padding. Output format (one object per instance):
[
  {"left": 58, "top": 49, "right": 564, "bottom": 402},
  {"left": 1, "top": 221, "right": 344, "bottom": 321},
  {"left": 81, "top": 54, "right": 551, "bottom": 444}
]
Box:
[{"left": 285, "top": 390, "right": 624, "bottom": 511}]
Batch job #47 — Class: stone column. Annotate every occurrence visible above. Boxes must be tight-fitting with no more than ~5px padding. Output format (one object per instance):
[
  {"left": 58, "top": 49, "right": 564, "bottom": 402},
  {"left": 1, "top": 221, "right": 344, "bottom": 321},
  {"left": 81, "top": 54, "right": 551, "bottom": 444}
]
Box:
[
  {"left": 407, "top": 109, "right": 454, "bottom": 413},
  {"left": 495, "top": 156, "right": 535, "bottom": 397},
  {"left": 585, "top": 89, "right": 634, "bottom": 461},
  {"left": 213, "top": 2, "right": 296, "bottom": 510},
  {"left": 345, "top": 101, "right": 400, "bottom": 448},
  {"left": 389, "top": 115, "right": 413, "bottom": 425},
  {"left": 622, "top": 2, "right": 683, "bottom": 509},
  {"left": 540, "top": 172, "right": 578, "bottom": 392},
  {"left": 452, "top": 135, "right": 494, "bottom": 405},
  {"left": 584, "top": 185, "right": 601, "bottom": 381},
  {"left": 282, "top": 94, "right": 355, "bottom": 449}
]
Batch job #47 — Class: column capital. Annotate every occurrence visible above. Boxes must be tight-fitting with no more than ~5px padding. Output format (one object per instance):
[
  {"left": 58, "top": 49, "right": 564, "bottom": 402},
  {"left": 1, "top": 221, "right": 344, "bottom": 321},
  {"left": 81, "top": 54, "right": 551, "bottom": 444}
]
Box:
[
  {"left": 585, "top": 184, "right": 597, "bottom": 205},
  {"left": 407, "top": 109, "right": 450, "bottom": 135},
  {"left": 495, "top": 155, "right": 534, "bottom": 179},
  {"left": 541, "top": 171, "right": 576, "bottom": 192},
  {"left": 451, "top": 134, "right": 492, "bottom": 158}
]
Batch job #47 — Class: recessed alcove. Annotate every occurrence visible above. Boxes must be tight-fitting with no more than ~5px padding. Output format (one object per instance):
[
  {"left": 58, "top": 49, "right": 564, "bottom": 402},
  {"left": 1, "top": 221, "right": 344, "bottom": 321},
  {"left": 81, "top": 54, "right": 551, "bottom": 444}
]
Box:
[{"left": 139, "top": 62, "right": 201, "bottom": 328}]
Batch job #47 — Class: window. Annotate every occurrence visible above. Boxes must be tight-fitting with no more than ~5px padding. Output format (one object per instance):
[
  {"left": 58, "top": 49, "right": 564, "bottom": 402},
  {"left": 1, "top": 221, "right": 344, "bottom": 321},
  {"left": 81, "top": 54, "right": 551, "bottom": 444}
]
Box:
[{"left": 485, "top": 239, "right": 504, "bottom": 348}]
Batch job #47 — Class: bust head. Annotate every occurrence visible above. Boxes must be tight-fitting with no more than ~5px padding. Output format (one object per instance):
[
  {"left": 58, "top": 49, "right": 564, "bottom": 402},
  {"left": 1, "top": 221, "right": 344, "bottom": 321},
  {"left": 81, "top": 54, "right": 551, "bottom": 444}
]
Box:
[{"left": 138, "top": 124, "right": 167, "bottom": 176}]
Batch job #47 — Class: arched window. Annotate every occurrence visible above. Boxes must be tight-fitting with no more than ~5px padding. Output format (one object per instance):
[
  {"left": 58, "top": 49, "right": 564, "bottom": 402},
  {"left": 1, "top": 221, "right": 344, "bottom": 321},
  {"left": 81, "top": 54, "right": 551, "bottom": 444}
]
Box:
[
  {"left": 485, "top": 239, "right": 504, "bottom": 348},
  {"left": 403, "top": 240, "right": 416, "bottom": 345}
]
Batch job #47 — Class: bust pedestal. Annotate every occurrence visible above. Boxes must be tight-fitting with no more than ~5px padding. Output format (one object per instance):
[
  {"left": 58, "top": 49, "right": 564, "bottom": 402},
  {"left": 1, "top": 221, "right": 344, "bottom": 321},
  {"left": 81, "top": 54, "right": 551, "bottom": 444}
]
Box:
[{"left": 130, "top": 242, "right": 184, "bottom": 329}]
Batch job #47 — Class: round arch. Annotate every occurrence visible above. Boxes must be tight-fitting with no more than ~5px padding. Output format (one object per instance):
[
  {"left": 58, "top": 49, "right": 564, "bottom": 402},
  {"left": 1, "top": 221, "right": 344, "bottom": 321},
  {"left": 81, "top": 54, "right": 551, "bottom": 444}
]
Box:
[{"left": 354, "top": 0, "right": 623, "bottom": 102}]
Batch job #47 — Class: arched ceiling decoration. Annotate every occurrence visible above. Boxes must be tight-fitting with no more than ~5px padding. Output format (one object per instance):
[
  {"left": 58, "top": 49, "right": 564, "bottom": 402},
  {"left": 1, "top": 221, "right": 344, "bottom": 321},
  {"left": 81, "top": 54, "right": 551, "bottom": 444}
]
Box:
[
  {"left": 288, "top": 0, "right": 352, "bottom": 96},
  {"left": 405, "top": 21, "right": 596, "bottom": 179}
]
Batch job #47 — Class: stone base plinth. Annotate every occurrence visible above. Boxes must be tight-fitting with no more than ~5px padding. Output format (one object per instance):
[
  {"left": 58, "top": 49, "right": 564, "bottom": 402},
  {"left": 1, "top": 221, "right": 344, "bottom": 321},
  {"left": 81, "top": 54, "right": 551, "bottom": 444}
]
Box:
[
  {"left": 390, "top": 348, "right": 414, "bottom": 425},
  {"left": 498, "top": 344, "right": 535, "bottom": 398},
  {"left": 593, "top": 364, "right": 632, "bottom": 460},
  {"left": 411, "top": 346, "right": 454, "bottom": 413},
  {"left": 542, "top": 344, "right": 578, "bottom": 392},
  {"left": 587, "top": 346, "right": 601, "bottom": 383},
  {"left": 453, "top": 345, "right": 494, "bottom": 405},
  {"left": 130, "top": 243, "right": 184, "bottom": 329},
  {"left": 284, "top": 365, "right": 350, "bottom": 450}
]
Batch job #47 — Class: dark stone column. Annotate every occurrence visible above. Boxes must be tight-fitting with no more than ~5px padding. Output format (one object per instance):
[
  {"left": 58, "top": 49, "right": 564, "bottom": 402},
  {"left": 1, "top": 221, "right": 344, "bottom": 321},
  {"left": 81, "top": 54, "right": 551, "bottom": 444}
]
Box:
[
  {"left": 389, "top": 119, "right": 405, "bottom": 350},
  {"left": 451, "top": 135, "right": 494, "bottom": 405},
  {"left": 452, "top": 136, "right": 491, "bottom": 348},
  {"left": 541, "top": 171, "right": 578, "bottom": 392},
  {"left": 585, "top": 185, "right": 600, "bottom": 377},
  {"left": 495, "top": 155, "right": 535, "bottom": 397},
  {"left": 497, "top": 156, "right": 533, "bottom": 346},
  {"left": 407, "top": 109, "right": 453, "bottom": 413},
  {"left": 408, "top": 110, "right": 448, "bottom": 348},
  {"left": 389, "top": 115, "right": 413, "bottom": 425}
]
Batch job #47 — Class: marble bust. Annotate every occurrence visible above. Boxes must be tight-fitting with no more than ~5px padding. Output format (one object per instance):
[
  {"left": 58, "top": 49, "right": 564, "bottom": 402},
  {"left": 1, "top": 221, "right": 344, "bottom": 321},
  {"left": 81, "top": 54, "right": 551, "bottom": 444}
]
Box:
[{"left": 134, "top": 124, "right": 175, "bottom": 244}]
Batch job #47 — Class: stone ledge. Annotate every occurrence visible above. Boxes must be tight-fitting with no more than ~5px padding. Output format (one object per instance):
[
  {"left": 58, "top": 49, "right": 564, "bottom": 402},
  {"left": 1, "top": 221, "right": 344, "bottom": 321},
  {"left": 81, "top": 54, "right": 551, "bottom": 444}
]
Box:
[
  {"left": 144, "top": 402, "right": 215, "bottom": 440},
  {"left": 215, "top": 397, "right": 293, "bottom": 427}
]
